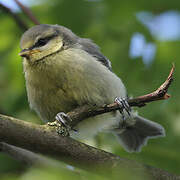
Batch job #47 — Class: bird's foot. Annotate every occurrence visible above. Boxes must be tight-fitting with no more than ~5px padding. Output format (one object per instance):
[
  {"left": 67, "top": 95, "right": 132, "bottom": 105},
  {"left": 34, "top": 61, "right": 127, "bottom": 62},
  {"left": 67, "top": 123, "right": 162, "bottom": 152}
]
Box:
[
  {"left": 114, "top": 97, "right": 131, "bottom": 128},
  {"left": 47, "top": 112, "right": 72, "bottom": 136}
]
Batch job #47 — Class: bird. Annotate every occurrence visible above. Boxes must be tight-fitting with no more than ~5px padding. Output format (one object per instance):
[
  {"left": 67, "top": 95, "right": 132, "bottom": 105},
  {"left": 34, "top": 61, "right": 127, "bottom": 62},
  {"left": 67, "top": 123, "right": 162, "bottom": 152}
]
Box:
[{"left": 19, "top": 24, "right": 165, "bottom": 152}]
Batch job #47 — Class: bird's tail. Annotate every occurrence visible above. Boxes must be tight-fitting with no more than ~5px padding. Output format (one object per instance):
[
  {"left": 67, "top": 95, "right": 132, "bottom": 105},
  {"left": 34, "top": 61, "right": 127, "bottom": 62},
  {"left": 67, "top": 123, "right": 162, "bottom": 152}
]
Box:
[{"left": 113, "top": 115, "right": 165, "bottom": 152}]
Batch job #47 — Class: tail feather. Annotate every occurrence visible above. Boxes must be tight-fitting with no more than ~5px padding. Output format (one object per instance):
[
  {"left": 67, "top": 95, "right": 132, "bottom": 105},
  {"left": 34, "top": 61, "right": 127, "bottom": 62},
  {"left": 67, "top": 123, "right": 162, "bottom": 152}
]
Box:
[{"left": 114, "top": 115, "right": 165, "bottom": 152}]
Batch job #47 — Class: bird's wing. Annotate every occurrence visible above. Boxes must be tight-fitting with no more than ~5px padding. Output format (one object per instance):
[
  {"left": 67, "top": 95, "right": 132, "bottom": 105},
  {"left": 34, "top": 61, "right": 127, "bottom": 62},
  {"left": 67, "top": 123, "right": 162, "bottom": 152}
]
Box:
[{"left": 78, "top": 38, "right": 112, "bottom": 71}]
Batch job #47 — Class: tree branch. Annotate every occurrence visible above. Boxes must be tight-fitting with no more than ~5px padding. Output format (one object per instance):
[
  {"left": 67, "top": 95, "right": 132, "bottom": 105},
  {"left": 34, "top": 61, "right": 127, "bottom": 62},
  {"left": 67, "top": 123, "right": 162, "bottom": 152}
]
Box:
[
  {"left": 67, "top": 65, "right": 174, "bottom": 127},
  {"left": 0, "top": 142, "right": 74, "bottom": 170},
  {"left": 0, "top": 142, "right": 48, "bottom": 166},
  {"left": 128, "top": 63, "right": 174, "bottom": 106},
  {"left": 14, "top": 0, "right": 40, "bottom": 25},
  {"left": 0, "top": 65, "right": 177, "bottom": 179},
  {"left": 0, "top": 113, "right": 179, "bottom": 179},
  {"left": 0, "top": 3, "right": 28, "bottom": 31},
  {"left": 0, "top": 0, "right": 40, "bottom": 33}
]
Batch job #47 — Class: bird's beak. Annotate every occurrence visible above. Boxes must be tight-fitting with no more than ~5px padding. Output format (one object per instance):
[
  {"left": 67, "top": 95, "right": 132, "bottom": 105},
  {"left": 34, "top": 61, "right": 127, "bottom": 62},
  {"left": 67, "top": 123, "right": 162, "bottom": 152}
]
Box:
[
  {"left": 19, "top": 49, "right": 41, "bottom": 58},
  {"left": 19, "top": 49, "right": 30, "bottom": 58}
]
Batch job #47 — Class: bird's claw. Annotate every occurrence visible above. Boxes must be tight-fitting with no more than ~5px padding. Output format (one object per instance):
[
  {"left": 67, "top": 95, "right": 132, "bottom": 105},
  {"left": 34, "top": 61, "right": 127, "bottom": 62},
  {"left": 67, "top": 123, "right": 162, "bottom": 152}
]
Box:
[
  {"left": 47, "top": 112, "right": 72, "bottom": 136},
  {"left": 114, "top": 97, "right": 131, "bottom": 128},
  {"left": 55, "top": 112, "right": 72, "bottom": 128},
  {"left": 115, "top": 97, "right": 131, "bottom": 115}
]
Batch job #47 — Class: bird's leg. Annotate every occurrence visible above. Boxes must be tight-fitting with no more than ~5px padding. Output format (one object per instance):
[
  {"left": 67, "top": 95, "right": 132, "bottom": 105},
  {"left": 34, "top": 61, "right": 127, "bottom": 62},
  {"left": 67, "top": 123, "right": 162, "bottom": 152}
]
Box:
[
  {"left": 47, "top": 112, "right": 73, "bottom": 136},
  {"left": 114, "top": 97, "right": 131, "bottom": 128}
]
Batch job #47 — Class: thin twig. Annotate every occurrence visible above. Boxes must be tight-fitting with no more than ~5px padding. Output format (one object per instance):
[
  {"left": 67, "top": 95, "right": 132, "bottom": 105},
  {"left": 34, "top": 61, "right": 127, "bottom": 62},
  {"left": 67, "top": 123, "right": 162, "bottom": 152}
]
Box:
[
  {"left": 67, "top": 65, "right": 174, "bottom": 127},
  {"left": 128, "top": 64, "right": 174, "bottom": 106},
  {"left": 0, "top": 3, "right": 28, "bottom": 31},
  {"left": 14, "top": 0, "right": 40, "bottom": 25}
]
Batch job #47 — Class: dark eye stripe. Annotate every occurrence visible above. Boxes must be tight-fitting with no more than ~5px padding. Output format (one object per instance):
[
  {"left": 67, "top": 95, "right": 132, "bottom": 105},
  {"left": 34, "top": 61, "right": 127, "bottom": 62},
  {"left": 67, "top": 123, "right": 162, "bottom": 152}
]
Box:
[{"left": 31, "top": 34, "right": 57, "bottom": 49}]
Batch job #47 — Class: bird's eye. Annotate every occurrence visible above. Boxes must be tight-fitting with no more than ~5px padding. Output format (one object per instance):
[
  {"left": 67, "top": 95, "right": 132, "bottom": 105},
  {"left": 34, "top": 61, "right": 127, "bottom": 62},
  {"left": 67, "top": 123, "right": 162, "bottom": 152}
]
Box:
[
  {"left": 35, "top": 38, "right": 48, "bottom": 47},
  {"left": 31, "top": 34, "right": 57, "bottom": 49}
]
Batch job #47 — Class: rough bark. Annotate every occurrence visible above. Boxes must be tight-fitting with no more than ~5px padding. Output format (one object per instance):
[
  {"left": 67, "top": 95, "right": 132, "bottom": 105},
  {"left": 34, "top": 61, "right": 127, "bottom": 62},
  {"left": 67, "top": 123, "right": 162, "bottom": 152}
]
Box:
[{"left": 0, "top": 114, "right": 179, "bottom": 179}]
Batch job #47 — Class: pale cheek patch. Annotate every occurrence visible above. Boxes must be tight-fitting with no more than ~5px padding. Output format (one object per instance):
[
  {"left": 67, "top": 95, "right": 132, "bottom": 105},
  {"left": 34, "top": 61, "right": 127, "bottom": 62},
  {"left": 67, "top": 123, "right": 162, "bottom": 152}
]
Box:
[
  {"left": 30, "top": 40, "right": 63, "bottom": 62},
  {"left": 29, "top": 49, "right": 41, "bottom": 55}
]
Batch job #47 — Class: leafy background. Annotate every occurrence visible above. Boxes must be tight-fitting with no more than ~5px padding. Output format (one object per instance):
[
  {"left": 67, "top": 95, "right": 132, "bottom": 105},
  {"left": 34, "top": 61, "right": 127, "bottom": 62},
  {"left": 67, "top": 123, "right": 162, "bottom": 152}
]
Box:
[{"left": 0, "top": 0, "right": 180, "bottom": 179}]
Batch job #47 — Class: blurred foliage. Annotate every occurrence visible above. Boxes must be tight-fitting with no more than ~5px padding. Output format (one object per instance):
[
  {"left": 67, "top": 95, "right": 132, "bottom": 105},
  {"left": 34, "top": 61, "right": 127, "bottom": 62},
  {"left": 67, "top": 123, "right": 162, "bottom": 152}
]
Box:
[{"left": 0, "top": 0, "right": 180, "bottom": 179}]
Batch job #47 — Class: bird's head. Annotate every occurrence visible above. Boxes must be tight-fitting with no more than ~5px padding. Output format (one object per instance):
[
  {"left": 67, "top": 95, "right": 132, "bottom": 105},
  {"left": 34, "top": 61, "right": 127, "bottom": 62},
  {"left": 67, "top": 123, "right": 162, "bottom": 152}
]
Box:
[{"left": 19, "top": 24, "right": 77, "bottom": 63}]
